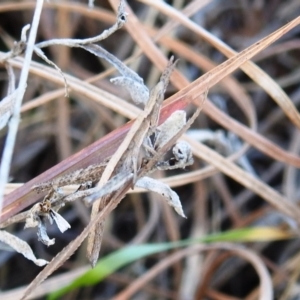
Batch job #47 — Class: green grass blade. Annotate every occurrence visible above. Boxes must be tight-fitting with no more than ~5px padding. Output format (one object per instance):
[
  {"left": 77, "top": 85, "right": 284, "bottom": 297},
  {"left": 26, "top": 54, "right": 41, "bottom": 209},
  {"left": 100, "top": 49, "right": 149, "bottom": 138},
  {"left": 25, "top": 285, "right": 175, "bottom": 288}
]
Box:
[{"left": 48, "top": 227, "right": 293, "bottom": 300}]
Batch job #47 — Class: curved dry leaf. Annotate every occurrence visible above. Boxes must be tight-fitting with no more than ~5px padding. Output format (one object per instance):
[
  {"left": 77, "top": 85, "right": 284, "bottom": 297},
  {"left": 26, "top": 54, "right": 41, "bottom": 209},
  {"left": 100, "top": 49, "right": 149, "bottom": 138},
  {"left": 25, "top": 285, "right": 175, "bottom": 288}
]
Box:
[
  {"left": 110, "top": 76, "right": 149, "bottom": 105},
  {"left": 76, "top": 42, "right": 150, "bottom": 105},
  {"left": 79, "top": 44, "right": 144, "bottom": 84},
  {"left": 135, "top": 176, "right": 186, "bottom": 218},
  {"left": 0, "top": 230, "right": 48, "bottom": 266}
]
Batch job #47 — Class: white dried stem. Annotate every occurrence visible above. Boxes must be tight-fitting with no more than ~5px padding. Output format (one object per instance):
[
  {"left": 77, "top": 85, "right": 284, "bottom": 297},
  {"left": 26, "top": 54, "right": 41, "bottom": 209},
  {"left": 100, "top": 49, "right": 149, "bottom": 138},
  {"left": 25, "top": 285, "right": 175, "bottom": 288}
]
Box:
[
  {"left": 88, "top": 0, "right": 94, "bottom": 8},
  {"left": 21, "top": 24, "right": 31, "bottom": 43},
  {"left": 0, "top": 43, "right": 21, "bottom": 130},
  {"left": 5, "top": 63, "right": 15, "bottom": 94},
  {"left": 0, "top": 90, "right": 18, "bottom": 131},
  {"left": 0, "top": 211, "right": 29, "bottom": 228},
  {"left": 34, "top": 47, "right": 69, "bottom": 97},
  {"left": 35, "top": 0, "right": 127, "bottom": 49},
  {"left": 0, "top": 0, "right": 44, "bottom": 214}
]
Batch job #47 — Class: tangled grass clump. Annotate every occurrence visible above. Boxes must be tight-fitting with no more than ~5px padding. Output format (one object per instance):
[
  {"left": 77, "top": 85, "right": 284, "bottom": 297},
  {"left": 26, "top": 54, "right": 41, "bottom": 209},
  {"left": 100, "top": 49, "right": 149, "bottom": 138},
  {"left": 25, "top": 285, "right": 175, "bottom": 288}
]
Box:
[{"left": 1, "top": 0, "right": 300, "bottom": 299}]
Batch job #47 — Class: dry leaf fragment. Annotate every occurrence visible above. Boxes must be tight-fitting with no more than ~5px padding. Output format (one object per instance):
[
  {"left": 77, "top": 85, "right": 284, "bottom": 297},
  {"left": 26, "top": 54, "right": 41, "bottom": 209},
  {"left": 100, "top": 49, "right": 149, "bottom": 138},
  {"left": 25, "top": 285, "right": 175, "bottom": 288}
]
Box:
[
  {"left": 110, "top": 76, "right": 149, "bottom": 105},
  {"left": 135, "top": 176, "right": 186, "bottom": 218},
  {"left": 81, "top": 43, "right": 149, "bottom": 105},
  {"left": 0, "top": 230, "right": 48, "bottom": 266}
]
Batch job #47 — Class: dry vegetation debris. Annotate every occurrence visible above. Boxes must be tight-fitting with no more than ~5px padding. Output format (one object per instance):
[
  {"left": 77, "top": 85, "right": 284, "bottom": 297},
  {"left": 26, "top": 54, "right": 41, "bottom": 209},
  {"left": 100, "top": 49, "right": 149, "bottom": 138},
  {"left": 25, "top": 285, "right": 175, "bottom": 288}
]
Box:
[{"left": 0, "top": 0, "right": 300, "bottom": 299}]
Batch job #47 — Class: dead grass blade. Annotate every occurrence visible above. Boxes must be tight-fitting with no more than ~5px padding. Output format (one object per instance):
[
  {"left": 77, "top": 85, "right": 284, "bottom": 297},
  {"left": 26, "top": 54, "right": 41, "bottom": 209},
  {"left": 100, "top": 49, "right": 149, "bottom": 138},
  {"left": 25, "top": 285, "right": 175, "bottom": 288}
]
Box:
[
  {"left": 0, "top": 230, "right": 48, "bottom": 267},
  {"left": 112, "top": 243, "right": 273, "bottom": 300},
  {"left": 139, "top": 0, "right": 300, "bottom": 130},
  {"left": 185, "top": 134, "right": 300, "bottom": 222},
  {"left": 148, "top": 29, "right": 257, "bottom": 129},
  {"left": 0, "top": 265, "right": 89, "bottom": 300},
  {"left": 109, "top": 0, "right": 300, "bottom": 168},
  {"left": 2, "top": 5, "right": 300, "bottom": 223},
  {"left": 9, "top": 58, "right": 140, "bottom": 119},
  {"left": 10, "top": 56, "right": 300, "bottom": 169},
  {"left": 0, "top": 1, "right": 116, "bottom": 23}
]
